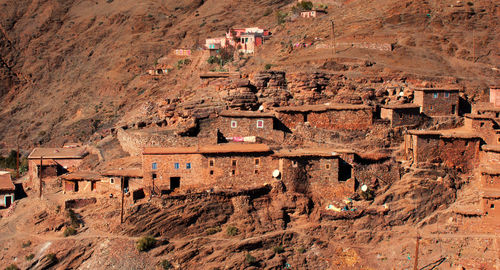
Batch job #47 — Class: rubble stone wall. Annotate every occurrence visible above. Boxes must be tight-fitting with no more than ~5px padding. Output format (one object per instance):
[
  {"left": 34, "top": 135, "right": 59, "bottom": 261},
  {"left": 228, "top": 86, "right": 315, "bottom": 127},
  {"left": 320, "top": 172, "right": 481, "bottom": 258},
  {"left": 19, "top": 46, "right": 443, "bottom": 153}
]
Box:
[{"left": 308, "top": 109, "right": 373, "bottom": 130}]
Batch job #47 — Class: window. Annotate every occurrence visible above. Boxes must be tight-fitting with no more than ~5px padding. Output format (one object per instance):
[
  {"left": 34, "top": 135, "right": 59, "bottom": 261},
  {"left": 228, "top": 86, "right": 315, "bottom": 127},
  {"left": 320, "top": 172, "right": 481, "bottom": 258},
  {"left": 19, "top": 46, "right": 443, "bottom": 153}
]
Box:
[
  {"left": 152, "top": 162, "right": 157, "bottom": 170},
  {"left": 174, "top": 163, "right": 180, "bottom": 169},
  {"left": 398, "top": 113, "right": 403, "bottom": 118},
  {"left": 231, "top": 169, "right": 236, "bottom": 176},
  {"left": 110, "top": 178, "right": 114, "bottom": 184},
  {"left": 232, "top": 159, "right": 237, "bottom": 167},
  {"left": 186, "top": 163, "right": 191, "bottom": 169},
  {"left": 210, "top": 170, "right": 214, "bottom": 175},
  {"left": 231, "top": 120, "right": 237, "bottom": 128},
  {"left": 209, "top": 159, "right": 215, "bottom": 167},
  {"left": 254, "top": 169, "right": 259, "bottom": 174},
  {"left": 256, "top": 120, "right": 264, "bottom": 129},
  {"left": 429, "top": 105, "right": 433, "bottom": 110},
  {"left": 491, "top": 204, "right": 495, "bottom": 209},
  {"left": 254, "top": 158, "right": 260, "bottom": 166},
  {"left": 152, "top": 173, "right": 157, "bottom": 180},
  {"left": 433, "top": 93, "right": 438, "bottom": 98},
  {"left": 325, "top": 163, "right": 331, "bottom": 170},
  {"left": 292, "top": 160, "right": 298, "bottom": 167},
  {"left": 480, "top": 122, "right": 485, "bottom": 127},
  {"left": 444, "top": 92, "right": 450, "bottom": 98}
]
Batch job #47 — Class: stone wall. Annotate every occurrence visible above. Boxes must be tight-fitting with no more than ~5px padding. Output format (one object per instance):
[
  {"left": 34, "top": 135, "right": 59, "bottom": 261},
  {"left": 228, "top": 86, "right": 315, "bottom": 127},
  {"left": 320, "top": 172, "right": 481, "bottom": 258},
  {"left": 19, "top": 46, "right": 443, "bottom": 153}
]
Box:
[
  {"left": 482, "top": 173, "right": 500, "bottom": 190},
  {"left": 216, "top": 116, "right": 285, "bottom": 143},
  {"left": 308, "top": 108, "right": 373, "bottom": 130},
  {"left": 381, "top": 107, "right": 422, "bottom": 127}
]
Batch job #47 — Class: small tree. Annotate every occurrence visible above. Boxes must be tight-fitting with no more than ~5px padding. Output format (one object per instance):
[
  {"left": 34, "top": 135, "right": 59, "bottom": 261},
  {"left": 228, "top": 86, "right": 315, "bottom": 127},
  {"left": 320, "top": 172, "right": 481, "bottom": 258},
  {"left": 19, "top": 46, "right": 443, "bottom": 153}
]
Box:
[
  {"left": 136, "top": 236, "right": 157, "bottom": 252},
  {"left": 63, "top": 226, "right": 77, "bottom": 237},
  {"left": 160, "top": 259, "right": 172, "bottom": 269},
  {"left": 226, "top": 226, "right": 239, "bottom": 236},
  {"left": 276, "top": 11, "right": 288, "bottom": 25}
]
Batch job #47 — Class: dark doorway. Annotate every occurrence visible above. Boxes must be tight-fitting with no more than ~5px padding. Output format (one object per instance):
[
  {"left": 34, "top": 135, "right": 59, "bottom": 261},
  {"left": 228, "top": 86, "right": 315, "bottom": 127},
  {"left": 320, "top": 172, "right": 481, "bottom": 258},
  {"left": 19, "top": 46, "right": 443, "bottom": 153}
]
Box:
[
  {"left": 5, "top": 195, "right": 12, "bottom": 208},
  {"left": 339, "top": 159, "right": 352, "bottom": 182},
  {"left": 170, "top": 177, "right": 180, "bottom": 190},
  {"left": 74, "top": 181, "right": 79, "bottom": 192},
  {"left": 451, "top": 105, "right": 456, "bottom": 114},
  {"left": 123, "top": 177, "right": 130, "bottom": 190}
]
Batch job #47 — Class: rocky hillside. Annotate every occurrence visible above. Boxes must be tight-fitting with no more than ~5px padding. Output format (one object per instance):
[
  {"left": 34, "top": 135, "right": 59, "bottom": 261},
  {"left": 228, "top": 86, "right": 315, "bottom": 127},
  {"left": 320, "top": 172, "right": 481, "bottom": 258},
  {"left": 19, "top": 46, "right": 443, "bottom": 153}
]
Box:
[{"left": 0, "top": 0, "right": 498, "bottom": 148}]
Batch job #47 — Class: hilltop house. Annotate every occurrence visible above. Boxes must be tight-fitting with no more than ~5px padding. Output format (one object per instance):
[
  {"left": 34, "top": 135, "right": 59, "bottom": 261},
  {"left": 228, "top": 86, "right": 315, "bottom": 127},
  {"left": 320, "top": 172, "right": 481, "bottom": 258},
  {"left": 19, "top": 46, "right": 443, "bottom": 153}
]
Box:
[
  {"left": 0, "top": 172, "right": 15, "bottom": 208},
  {"left": 300, "top": 9, "right": 327, "bottom": 18},
  {"left": 28, "top": 147, "right": 88, "bottom": 180},
  {"left": 413, "top": 88, "right": 459, "bottom": 116},
  {"left": 205, "top": 27, "right": 271, "bottom": 54},
  {"left": 380, "top": 104, "right": 423, "bottom": 127},
  {"left": 142, "top": 144, "right": 275, "bottom": 196}
]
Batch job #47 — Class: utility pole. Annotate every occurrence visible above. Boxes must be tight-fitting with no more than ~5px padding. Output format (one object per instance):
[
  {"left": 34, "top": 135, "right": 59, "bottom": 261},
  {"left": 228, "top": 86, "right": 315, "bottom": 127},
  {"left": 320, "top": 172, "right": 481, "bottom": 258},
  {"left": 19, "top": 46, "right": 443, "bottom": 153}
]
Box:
[
  {"left": 120, "top": 176, "right": 124, "bottom": 224},
  {"left": 39, "top": 156, "right": 43, "bottom": 198},
  {"left": 472, "top": 28, "right": 475, "bottom": 63},
  {"left": 16, "top": 136, "right": 20, "bottom": 179},
  {"left": 331, "top": 20, "right": 335, "bottom": 57},
  {"left": 413, "top": 232, "right": 420, "bottom": 270}
]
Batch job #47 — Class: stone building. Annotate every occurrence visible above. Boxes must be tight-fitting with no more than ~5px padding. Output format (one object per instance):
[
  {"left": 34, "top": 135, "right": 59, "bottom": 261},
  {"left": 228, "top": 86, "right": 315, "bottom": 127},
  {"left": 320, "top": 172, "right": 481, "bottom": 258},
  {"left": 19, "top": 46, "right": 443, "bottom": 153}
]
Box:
[
  {"left": 413, "top": 88, "right": 459, "bottom": 116},
  {"left": 28, "top": 147, "right": 88, "bottom": 181},
  {"left": 300, "top": 10, "right": 327, "bottom": 18},
  {"left": 380, "top": 104, "right": 422, "bottom": 127},
  {"left": 464, "top": 114, "right": 499, "bottom": 145},
  {"left": 216, "top": 110, "right": 286, "bottom": 144},
  {"left": 0, "top": 172, "right": 15, "bottom": 208},
  {"left": 490, "top": 86, "right": 500, "bottom": 107},
  {"left": 61, "top": 171, "right": 101, "bottom": 193},
  {"left": 275, "top": 104, "right": 373, "bottom": 130},
  {"left": 480, "top": 165, "right": 500, "bottom": 190},
  {"left": 142, "top": 144, "right": 275, "bottom": 196},
  {"left": 481, "top": 190, "right": 499, "bottom": 219},
  {"left": 274, "top": 148, "right": 355, "bottom": 201},
  {"left": 101, "top": 168, "right": 144, "bottom": 200},
  {"left": 405, "top": 130, "right": 482, "bottom": 172}
]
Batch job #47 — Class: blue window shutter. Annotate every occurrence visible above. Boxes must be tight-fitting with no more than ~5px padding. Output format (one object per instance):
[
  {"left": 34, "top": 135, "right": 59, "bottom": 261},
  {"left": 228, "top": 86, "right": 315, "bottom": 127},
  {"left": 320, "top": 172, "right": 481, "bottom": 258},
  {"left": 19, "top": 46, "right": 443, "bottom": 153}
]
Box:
[
  {"left": 152, "top": 163, "right": 157, "bottom": 170},
  {"left": 174, "top": 163, "right": 180, "bottom": 169},
  {"left": 186, "top": 163, "right": 191, "bottom": 169}
]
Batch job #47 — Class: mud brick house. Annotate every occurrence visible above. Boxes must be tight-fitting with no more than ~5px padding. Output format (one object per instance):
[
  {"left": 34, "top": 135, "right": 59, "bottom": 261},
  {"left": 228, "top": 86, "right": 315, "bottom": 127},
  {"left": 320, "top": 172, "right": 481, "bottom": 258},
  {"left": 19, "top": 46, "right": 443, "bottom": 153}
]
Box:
[
  {"left": 481, "top": 190, "right": 499, "bottom": 220},
  {"left": 142, "top": 144, "right": 274, "bottom": 195},
  {"left": 490, "top": 86, "right": 500, "bottom": 107},
  {"left": 174, "top": 49, "right": 191, "bottom": 56},
  {"left": 205, "top": 27, "right": 271, "bottom": 54},
  {"left": 464, "top": 114, "right": 499, "bottom": 145},
  {"left": 61, "top": 171, "right": 101, "bottom": 194},
  {"left": 405, "top": 130, "right": 482, "bottom": 172},
  {"left": 472, "top": 102, "right": 500, "bottom": 119},
  {"left": 380, "top": 104, "right": 422, "bottom": 127},
  {"left": 481, "top": 144, "right": 500, "bottom": 164},
  {"left": 413, "top": 88, "right": 459, "bottom": 116},
  {"left": 216, "top": 110, "right": 285, "bottom": 143},
  {"left": 300, "top": 10, "right": 327, "bottom": 18},
  {"left": 0, "top": 172, "right": 15, "bottom": 208},
  {"left": 274, "top": 148, "right": 355, "bottom": 201},
  {"left": 101, "top": 169, "right": 144, "bottom": 200},
  {"left": 275, "top": 104, "right": 373, "bottom": 130},
  {"left": 480, "top": 165, "right": 500, "bottom": 190},
  {"left": 28, "top": 147, "right": 88, "bottom": 181}
]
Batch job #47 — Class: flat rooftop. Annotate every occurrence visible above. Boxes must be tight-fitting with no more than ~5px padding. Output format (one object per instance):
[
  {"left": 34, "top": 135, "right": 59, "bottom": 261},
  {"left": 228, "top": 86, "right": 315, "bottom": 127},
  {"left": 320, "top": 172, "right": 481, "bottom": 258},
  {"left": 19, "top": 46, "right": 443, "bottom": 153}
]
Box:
[
  {"left": 275, "top": 103, "right": 371, "bottom": 113},
  {"left": 28, "top": 147, "right": 87, "bottom": 159},
  {"left": 143, "top": 143, "right": 272, "bottom": 155},
  {"left": 273, "top": 148, "right": 342, "bottom": 158},
  {"left": 413, "top": 88, "right": 460, "bottom": 92},
  {"left": 482, "top": 144, "right": 500, "bottom": 153},
  {"left": 0, "top": 173, "right": 15, "bottom": 191},
  {"left": 408, "top": 129, "right": 482, "bottom": 139},
  {"left": 381, "top": 103, "right": 421, "bottom": 109},
  {"left": 219, "top": 110, "right": 276, "bottom": 118},
  {"left": 61, "top": 171, "right": 102, "bottom": 181}
]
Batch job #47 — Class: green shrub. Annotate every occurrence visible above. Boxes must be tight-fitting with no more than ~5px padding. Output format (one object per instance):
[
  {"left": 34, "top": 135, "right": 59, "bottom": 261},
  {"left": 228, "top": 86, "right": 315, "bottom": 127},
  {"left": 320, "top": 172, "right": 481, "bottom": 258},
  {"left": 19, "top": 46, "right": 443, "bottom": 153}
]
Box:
[
  {"left": 264, "top": 64, "right": 272, "bottom": 70},
  {"left": 136, "top": 236, "right": 157, "bottom": 252},
  {"left": 276, "top": 11, "right": 288, "bottom": 25},
  {"left": 297, "top": 247, "right": 306, "bottom": 253},
  {"left": 226, "top": 226, "right": 239, "bottom": 236},
  {"left": 45, "top": 253, "right": 57, "bottom": 264},
  {"left": 245, "top": 253, "right": 256, "bottom": 264},
  {"left": 22, "top": 241, "right": 31, "bottom": 248},
  {"left": 25, "top": 254, "right": 34, "bottom": 261},
  {"left": 297, "top": 1, "right": 313, "bottom": 10},
  {"left": 273, "top": 245, "right": 285, "bottom": 254},
  {"left": 205, "top": 226, "right": 222, "bottom": 235},
  {"left": 4, "top": 264, "right": 19, "bottom": 270},
  {"left": 64, "top": 226, "right": 77, "bottom": 237},
  {"left": 67, "top": 209, "right": 80, "bottom": 228},
  {"left": 207, "top": 56, "right": 219, "bottom": 65},
  {"left": 160, "top": 259, "right": 172, "bottom": 269}
]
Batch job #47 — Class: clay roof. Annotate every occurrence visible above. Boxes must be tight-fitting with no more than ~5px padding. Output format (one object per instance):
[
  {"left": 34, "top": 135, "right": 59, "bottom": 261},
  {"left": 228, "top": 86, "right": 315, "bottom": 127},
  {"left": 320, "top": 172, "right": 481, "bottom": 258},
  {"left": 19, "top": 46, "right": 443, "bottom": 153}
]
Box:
[
  {"left": 28, "top": 147, "right": 87, "bottom": 159},
  {"left": 0, "top": 173, "right": 15, "bottom": 191},
  {"left": 413, "top": 88, "right": 460, "bottom": 92},
  {"left": 31, "top": 159, "right": 58, "bottom": 166},
  {"left": 482, "top": 189, "right": 500, "bottom": 199},
  {"left": 275, "top": 103, "right": 371, "bottom": 113},
  {"left": 273, "top": 148, "right": 341, "bottom": 158},
  {"left": 61, "top": 171, "right": 102, "bottom": 181},
  {"left": 408, "top": 129, "right": 482, "bottom": 139},
  {"left": 219, "top": 110, "right": 275, "bottom": 118},
  {"left": 143, "top": 144, "right": 272, "bottom": 155},
  {"left": 381, "top": 104, "right": 421, "bottom": 109},
  {"left": 479, "top": 165, "right": 500, "bottom": 175},
  {"left": 464, "top": 114, "right": 497, "bottom": 120},
  {"left": 473, "top": 102, "right": 500, "bottom": 112},
  {"left": 101, "top": 168, "right": 143, "bottom": 178},
  {"left": 482, "top": 144, "right": 500, "bottom": 153}
]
